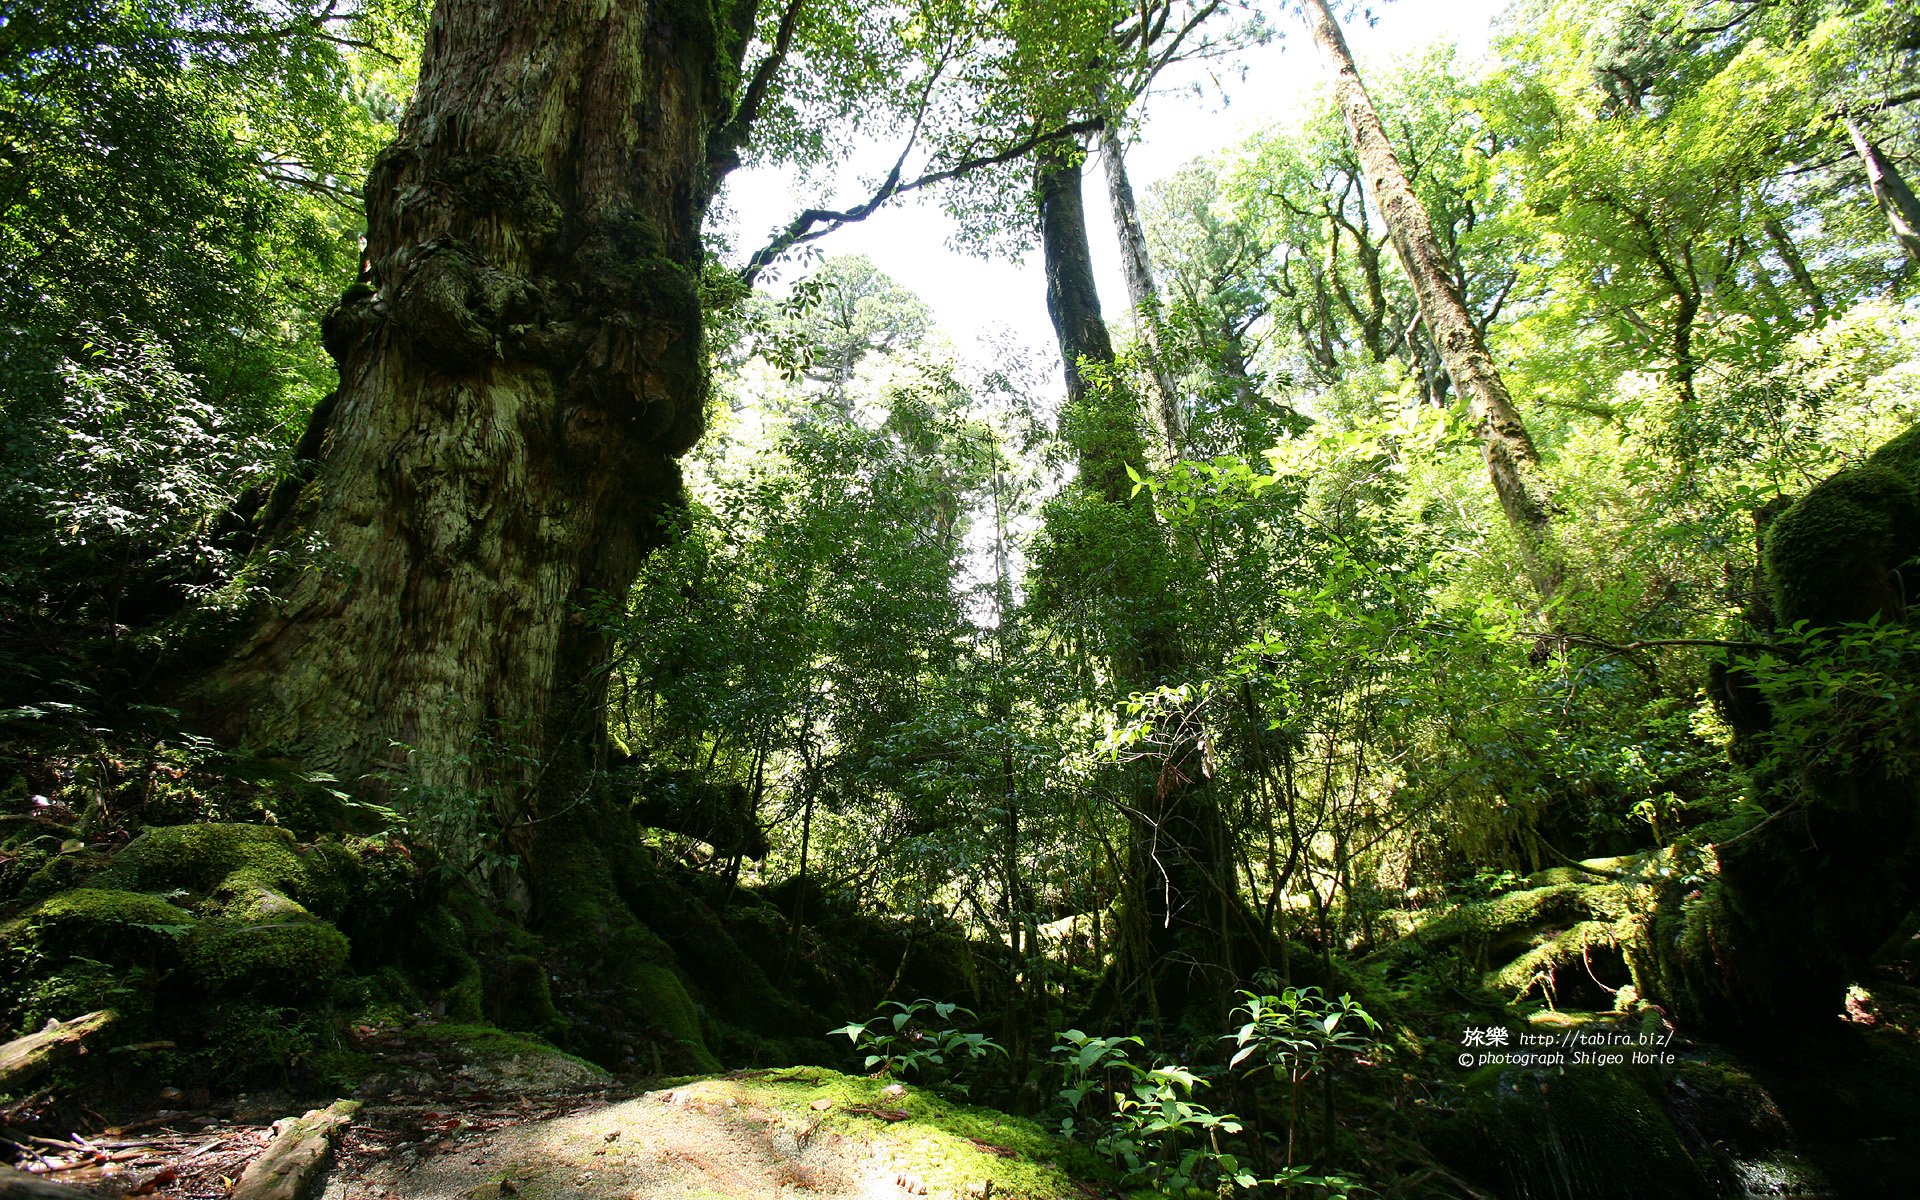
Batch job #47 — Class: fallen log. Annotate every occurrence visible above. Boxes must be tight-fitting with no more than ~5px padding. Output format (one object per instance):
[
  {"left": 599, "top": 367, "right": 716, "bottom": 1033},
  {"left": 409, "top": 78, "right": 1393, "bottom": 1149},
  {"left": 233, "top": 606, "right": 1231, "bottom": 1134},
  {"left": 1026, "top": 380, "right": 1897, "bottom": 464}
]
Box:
[
  {"left": 230, "top": 1099, "right": 360, "bottom": 1200},
  {"left": 0, "top": 1163, "right": 100, "bottom": 1199},
  {"left": 0, "top": 1011, "right": 115, "bottom": 1093}
]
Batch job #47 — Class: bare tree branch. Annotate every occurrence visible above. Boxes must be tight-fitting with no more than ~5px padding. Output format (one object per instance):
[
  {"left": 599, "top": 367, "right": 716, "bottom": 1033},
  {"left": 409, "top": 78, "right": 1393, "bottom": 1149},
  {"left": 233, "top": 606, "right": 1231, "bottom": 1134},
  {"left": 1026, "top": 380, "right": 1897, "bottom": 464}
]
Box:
[
  {"left": 742, "top": 118, "right": 1101, "bottom": 283},
  {"left": 709, "top": 0, "right": 806, "bottom": 181}
]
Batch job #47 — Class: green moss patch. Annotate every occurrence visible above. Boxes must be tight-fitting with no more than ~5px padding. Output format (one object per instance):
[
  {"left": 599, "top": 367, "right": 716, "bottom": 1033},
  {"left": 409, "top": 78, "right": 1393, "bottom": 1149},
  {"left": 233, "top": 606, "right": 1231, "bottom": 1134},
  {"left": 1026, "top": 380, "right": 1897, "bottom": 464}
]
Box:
[
  {"left": 1766, "top": 464, "right": 1920, "bottom": 626},
  {"left": 630, "top": 961, "right": 716, "bottom": 1068},
  {"left": 403, "top": 1021, "right": 610, "bottom": 1093},
  {"left": 184, "top": 918, "right": 350, "bottom": 996},
  {"left": 664, "top": 1070, "right": 1116, "bottom": 1200},
  {"left": 99, "top": 822, "right": 347, "bottom": 917},
  {"left": 4, "top": 887, "right": 193, "bottom": 963}
]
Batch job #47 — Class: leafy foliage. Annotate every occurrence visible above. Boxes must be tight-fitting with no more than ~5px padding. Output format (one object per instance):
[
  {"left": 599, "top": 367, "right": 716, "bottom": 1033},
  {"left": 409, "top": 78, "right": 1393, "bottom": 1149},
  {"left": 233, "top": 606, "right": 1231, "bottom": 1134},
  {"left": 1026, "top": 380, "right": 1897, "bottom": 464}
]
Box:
[
  {"left": 5, "top": 1, "right": 1920, "bottom": 1191},
  {"left": 830, "top": 997, "right": 1005, "bottom": 1083}
]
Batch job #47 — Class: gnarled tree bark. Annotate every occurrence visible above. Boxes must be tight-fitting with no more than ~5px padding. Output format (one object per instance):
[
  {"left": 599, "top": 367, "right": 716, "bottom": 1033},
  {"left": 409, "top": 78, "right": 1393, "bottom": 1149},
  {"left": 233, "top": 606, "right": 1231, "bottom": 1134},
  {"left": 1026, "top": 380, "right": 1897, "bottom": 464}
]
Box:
[
  {"left": 195, "top": 0, "right": 750, "bottom": 816},
  {"left": 183, "top": 0, "right": 763, "bottom": 1068}
]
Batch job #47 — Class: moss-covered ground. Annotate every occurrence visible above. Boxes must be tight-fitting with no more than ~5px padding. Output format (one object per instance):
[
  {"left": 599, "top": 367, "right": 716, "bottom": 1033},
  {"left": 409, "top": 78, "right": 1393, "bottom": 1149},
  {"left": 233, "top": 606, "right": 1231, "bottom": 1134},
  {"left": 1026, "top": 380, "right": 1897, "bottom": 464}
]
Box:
[{"left": 340, "top": 1067, "right": 1117, "bottom": 1200}]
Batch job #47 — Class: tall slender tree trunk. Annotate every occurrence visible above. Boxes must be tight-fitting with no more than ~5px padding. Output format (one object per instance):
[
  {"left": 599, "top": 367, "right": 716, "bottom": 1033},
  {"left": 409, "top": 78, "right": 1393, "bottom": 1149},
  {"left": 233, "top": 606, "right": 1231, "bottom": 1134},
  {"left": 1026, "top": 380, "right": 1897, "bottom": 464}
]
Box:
[
  {"left": 1098, "top": 122, "right": 1185, "bottom": 459},
  {"left": 1299, "top": 0, "right": 1562, "bottom": 601},
  {"left": 1670, "top": 283, "right": 1701, "bottom": 465},
  {"left": 1843, "top": 116, "right": 1920, "bottom": 267},
  {"left": 1037, "top": 146, "right": 1257, "bottom": 1032},
  {"left": 1763, "top": 216, "right": 1826, "bottom": 315}
]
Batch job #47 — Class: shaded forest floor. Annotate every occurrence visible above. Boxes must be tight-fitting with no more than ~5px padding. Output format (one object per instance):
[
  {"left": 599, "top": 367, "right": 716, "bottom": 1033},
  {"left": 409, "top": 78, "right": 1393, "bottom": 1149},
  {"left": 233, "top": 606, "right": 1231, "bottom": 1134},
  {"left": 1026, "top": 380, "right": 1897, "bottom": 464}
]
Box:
[
  {"left": 6, "top": 806, "right": 1920, "bottom": 1199},
  {"left": 15, "top": 1044, "right": 1107, "bottom": 1200}
]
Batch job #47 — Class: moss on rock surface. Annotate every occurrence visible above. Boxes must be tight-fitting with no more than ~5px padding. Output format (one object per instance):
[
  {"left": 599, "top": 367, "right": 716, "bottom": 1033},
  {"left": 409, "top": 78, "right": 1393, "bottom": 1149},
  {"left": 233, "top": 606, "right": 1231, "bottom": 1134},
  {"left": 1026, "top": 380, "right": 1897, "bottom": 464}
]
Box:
[
  {"left": 401, "top": 1021, "right": 611, "bottom": 1094},
  {"left": 0, "top": 823, "right": 378, "bottom": 1098},
  {"left": 0, "top": 888, "right": 191, "bottom": 1034},
  {"left": 0, "top": 811, "right": 1000, "bottom": 1104},
  {"left": 3, "top": 887, "right": 193, "bottom": 964},
  {"left": 674, "top": 1070, "right": 1113, "bottom": 1200},
  {"left": 347, "top": 1067, "right": 1116, "bottom": 1200},
  {"left": 1764, "top": 463, "right": 1920, "bottom": 626},
  {"left": 98, "top": 822, "right": 349, "bottom": 917},
  {"left": 2, "top": 826, "right": 363, "bottom": 1013},
  {"left": 184, "top": 919, "right": 351, "bottom": 996}
]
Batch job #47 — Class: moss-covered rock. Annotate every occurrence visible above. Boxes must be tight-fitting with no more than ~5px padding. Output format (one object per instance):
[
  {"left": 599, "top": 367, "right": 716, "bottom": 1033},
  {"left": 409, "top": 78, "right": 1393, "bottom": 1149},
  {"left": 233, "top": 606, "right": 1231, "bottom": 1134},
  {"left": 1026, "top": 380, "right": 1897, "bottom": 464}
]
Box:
[
  {"left": 403, "top": 1021, "right": 610, "bottom": 1094},
  {"left": 1637, "top": 420, "right": 1920, "bottom": 1034},
  {"left": 16, "top": 845, "right": 116, "bottom": 907},
  {"left": 97, "top": 822, "right": 348, "bottom": 918},
  {"left": 0, "top": 823, "right": 380, "bottom": 1095},
  {"left": 29, "top": 827, "right": 361, "bottom": 1004},
  {"left": 341, "top": 1064, "right": 1115, "bottom": 1199},
  {"left": 3, "top": 887, "right": 193, "bottom": 965},
  {"left": 659, "top": 1070, "right": 1116, "bottom": 1200},
  {"left": 1666, "top": 1058, "right": 1790, "bottom": 1158},
  {"left": 1866, "top": 421, "right": 1920, "bottom": 486},
  {"left": 1765, "top": 463, "right": 1920, "bottom": 626},
  {"left": 184, "top": 919, "right": 351, "bottom": 997},
  {"left": 0, "top": 888, "right": 184, "bottom": 1033}
]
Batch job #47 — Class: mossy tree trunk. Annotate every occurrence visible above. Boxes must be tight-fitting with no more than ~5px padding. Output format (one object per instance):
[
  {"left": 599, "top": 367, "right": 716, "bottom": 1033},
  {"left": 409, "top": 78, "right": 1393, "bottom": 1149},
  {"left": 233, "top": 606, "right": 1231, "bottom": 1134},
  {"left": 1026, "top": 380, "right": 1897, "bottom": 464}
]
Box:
[
  {"left": 1036, "top": 146, "right": 1261, "bottom": 1032},
  {"left": 1299, "top": 0, "right": 1562, "bottom": 601},
  {"left": 194, "top": 0, "right": 752, "bottom": 814},
  {"left": 182, "top": 0, "right": 766, "bottom": 1064}
]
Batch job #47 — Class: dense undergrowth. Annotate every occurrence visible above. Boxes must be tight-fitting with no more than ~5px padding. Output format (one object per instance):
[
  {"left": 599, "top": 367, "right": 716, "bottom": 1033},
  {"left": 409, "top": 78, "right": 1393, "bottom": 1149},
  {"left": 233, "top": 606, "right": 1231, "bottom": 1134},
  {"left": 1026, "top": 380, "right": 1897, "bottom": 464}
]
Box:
[{"left": 6, "top": 703, "right": 1920, "bottom": 1200}]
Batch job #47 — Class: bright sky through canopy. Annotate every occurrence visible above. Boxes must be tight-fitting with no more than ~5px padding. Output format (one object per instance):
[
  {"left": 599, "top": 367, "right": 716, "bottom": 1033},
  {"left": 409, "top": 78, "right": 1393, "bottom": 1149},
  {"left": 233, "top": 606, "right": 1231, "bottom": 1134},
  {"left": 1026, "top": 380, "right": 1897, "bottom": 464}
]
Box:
[{"left": 717, "top": 1, "right": 1505, "bottom": 360}]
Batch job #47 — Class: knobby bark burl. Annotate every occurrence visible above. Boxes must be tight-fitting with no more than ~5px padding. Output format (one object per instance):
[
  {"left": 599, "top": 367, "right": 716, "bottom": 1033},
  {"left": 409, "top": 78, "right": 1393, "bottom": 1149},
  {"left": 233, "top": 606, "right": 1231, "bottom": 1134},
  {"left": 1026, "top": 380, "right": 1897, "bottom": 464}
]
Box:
[{"left": 198, "top": 0, "right": 751, "bottom": 815}]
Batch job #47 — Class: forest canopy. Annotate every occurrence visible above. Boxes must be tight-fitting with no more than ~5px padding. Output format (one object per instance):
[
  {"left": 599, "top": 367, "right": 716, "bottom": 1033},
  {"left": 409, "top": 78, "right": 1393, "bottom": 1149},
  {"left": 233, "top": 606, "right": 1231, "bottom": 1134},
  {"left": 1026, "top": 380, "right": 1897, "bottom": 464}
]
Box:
[{"left": 3, "top": 0, "right": 1920, "bottom": 1197}]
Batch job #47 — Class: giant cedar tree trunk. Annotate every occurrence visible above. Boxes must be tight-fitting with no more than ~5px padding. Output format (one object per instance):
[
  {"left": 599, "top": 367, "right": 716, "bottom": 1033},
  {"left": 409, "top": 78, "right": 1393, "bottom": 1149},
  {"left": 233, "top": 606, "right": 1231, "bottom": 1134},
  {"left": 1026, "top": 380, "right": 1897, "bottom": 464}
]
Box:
[
  {"left": 1037, "top": 147, "right": 1261, "bottom": 1032},
  {"left": 1299, "top": 0, "right": 1562, "bottom": 600},
  {"left": 197, "top": 0, "right": 744, "bottom": 809},
  {"left": 185, "top": 0, "right": 753, "bottom": 1068}
]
